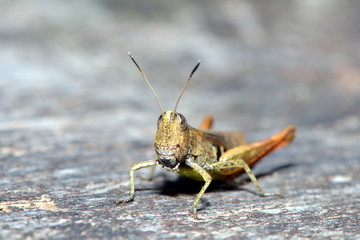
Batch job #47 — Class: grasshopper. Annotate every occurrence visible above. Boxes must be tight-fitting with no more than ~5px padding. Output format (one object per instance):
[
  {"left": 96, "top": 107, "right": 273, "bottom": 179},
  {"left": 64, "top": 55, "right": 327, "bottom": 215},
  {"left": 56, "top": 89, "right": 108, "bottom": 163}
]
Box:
[{"left": 115, "top": 53, "right": 296, "bottom": 219}]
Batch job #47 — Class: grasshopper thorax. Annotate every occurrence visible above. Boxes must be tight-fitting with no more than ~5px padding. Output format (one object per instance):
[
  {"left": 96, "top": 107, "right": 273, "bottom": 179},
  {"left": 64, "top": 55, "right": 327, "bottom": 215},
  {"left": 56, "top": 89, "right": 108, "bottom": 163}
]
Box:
[{"left": 154, "top": 110, "right": 190, "bottom": 171}]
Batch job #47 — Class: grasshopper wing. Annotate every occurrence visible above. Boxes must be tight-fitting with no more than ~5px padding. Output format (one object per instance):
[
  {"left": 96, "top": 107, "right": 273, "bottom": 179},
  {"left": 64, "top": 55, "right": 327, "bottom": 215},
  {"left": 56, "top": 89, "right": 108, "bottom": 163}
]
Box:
[{"left": 202, "top": 130, "right": 247, "bottom": 150}]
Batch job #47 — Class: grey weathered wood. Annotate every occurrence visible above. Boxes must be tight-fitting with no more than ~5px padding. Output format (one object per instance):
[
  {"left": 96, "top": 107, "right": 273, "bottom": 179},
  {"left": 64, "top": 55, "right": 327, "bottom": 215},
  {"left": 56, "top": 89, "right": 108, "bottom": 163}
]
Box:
[{"left": 0, "top": 1, "right": 359, "bottom": 239}]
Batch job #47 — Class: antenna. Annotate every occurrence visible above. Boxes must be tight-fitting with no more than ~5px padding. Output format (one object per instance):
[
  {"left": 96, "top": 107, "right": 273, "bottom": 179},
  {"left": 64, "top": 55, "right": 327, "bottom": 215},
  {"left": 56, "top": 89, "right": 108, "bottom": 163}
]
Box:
[
  {"left": 128, "top": 52, "right": 164, "bottom": 113},
  {"left": 173, "top": 60, "right": 201, "bottom": 113}
]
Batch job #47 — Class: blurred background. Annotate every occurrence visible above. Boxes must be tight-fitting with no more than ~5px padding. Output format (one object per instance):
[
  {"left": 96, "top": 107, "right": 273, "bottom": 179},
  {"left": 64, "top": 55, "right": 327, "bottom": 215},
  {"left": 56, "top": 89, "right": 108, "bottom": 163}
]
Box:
[
  {"left": 1, "top": 1, "right": 360, "bottom": 238},
  {"left": 1, "top": 0, "right": 359, "bottom": 143}
]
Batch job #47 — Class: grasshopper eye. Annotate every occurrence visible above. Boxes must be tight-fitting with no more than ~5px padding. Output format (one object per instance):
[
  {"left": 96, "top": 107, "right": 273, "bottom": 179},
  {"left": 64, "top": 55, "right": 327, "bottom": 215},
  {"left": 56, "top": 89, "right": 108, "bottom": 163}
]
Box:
[
  {"left": 157, "top": 114, "right": 163, "bottom": 127},
  {"left": 178, "top": 113, "right": 187, "bottom": 130}
]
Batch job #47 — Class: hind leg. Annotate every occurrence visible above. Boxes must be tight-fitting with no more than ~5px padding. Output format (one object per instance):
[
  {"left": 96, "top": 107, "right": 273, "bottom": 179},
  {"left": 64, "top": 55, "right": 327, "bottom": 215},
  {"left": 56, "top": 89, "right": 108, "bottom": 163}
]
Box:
[{"left": 199, "top": 115, "right": 213, "bottom": 129}]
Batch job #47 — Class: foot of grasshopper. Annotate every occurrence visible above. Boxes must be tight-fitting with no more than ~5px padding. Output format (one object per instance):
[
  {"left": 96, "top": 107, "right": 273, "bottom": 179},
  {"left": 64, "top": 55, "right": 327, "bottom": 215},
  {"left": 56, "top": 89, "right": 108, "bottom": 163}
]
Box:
[
  {"left": 114, "top": 159, "right": 157, "bottom": 205},
  {"left": 185, "top": 159, "right": 212, "bottom": 219},
  {"left": 115, "top": 53, "right": 296, "bottom": 219},
  {"left": 234, "top": 159, "right": 282, "bottom": 197}
]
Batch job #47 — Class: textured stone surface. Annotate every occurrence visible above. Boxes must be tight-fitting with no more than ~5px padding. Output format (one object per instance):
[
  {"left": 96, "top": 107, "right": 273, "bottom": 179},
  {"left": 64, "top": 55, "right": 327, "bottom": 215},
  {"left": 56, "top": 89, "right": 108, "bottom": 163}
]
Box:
[{"left": 0, "top": 1, "right": 359, "bottom": 239}]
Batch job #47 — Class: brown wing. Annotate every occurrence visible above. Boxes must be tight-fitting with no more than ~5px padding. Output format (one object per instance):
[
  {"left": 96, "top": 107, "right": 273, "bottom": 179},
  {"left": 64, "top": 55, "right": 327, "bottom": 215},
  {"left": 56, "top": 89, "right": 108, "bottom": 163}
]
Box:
[{"left": 202, "top": 130, "right": 247, "bottom": 149}]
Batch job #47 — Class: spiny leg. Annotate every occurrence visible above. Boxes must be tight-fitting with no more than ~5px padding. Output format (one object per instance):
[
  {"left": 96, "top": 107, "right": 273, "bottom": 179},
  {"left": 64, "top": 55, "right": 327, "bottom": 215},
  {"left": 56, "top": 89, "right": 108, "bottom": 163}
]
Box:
[
  {"left": 241, "top": 161, "right": 281, "bottom": 197},
  {"left": 115, "top": 159, "right": 157, "bottom": 204},
  {"left": 210, "top": 159, "right": 280, "bottom": 197},
  {"left": 185, "top": 159, "right": 212, "bottom": 219}
]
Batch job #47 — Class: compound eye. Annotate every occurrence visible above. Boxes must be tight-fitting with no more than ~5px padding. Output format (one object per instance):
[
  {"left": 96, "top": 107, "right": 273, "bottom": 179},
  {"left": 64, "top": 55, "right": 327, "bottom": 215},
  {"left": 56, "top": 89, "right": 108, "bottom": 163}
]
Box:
[
  {"left": 178, "top": 113, "right": 187, "bottom": 130},
  {"left": 157, "top": 114, "right": 163, "bottom": 128}
]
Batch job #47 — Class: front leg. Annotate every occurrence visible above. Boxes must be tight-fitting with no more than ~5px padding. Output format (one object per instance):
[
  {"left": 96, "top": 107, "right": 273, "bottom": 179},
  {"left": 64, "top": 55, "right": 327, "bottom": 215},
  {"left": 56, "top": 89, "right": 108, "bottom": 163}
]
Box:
[
  {"left": 115, "top": 159, "right": 157, "bottom": 204},
  {"left": 185, "top": 158, "right": 212, "bottom": 219}
]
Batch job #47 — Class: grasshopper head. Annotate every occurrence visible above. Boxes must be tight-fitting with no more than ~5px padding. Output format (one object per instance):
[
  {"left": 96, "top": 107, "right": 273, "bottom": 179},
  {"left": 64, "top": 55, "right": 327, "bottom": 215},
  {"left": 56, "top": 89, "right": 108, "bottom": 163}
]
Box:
[{"left": 154, "top": 110, "right": 190, "bottom": 171}]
